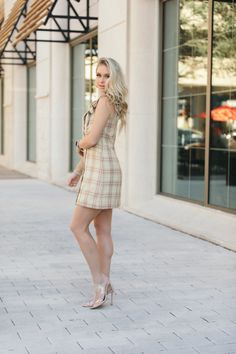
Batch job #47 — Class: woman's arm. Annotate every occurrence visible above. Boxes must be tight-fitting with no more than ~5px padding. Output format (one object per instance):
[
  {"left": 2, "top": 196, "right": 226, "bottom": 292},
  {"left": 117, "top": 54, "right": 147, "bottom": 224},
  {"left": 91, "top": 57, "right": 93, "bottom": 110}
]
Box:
[
  {"left": 73, "top": 158, "right": 84, "bottom": 176},
  {"left": 78, "top": 96, "right": 114, "bottom": 149},
  {"left": 67, "top": 157, "right": 85, "bottom": 187}
]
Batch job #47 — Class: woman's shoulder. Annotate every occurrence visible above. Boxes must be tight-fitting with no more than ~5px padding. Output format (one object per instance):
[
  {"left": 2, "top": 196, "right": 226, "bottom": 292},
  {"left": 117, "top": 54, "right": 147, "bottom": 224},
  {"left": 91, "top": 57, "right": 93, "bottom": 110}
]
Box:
[{"left": 95, "top": 95, "right": 115, "bottom": 115}]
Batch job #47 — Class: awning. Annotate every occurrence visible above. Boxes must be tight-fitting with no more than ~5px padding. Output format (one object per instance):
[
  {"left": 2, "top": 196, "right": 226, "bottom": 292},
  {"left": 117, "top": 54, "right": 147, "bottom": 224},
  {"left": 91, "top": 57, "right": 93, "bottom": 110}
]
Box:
[
  {"left": 13, "top": 0, "right": 54, "bottom": 45},
  {"left": 0, "top": 0, "right": 4, "bottom": 27},
  {"left": 0, "top": 0, "right": 35, "bottom": 65},
  {"left": 193, "top": 106, "right": 236, "bottom": 122},
  {"left": 13, "top": 0, "right": 98, "bottom": 45},
  {"left": 211, "top": 106, "right": 236, "bottom": 122},
  {"left": 13, "top": 0, "right": 54, "bottom": 46},
  {"left": 0, "top": 0, "right": 97, "bottom": 66}
]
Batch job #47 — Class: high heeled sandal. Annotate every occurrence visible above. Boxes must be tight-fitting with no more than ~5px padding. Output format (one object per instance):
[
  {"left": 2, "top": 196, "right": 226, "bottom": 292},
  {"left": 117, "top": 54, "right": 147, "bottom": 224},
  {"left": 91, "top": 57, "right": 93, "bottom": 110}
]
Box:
[
  {"left": 90, "top": 278, "right": 116, "bottom": 309},
  {"left": 82, "top": 281, "right": 114, "bottom": 308},
  {"left": 90, "top": 281, "right": 109, "bottom": 309}
]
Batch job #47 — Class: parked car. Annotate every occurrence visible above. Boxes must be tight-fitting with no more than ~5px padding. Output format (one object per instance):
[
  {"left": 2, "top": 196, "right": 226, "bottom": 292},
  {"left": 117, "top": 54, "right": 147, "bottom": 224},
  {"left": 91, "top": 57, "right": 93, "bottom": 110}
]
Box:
[
  {"left": 178, "top": 128, "right": 204, "bottom": 147},
  {"left": 177, "top": 128, "right": 205, "bottom": 178}
]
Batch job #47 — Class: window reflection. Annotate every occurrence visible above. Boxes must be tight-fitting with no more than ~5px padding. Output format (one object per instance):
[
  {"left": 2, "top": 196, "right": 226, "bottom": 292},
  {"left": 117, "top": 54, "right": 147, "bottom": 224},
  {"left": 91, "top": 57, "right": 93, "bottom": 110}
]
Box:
[
  {"left": 27, "top": 65, "right": 36, "bottom": 162},
  {"left": 161, "top": 0, "right": 236, "bottom": 211},
  {"left": 209, "top": 0, "right": 236, "bottom": 209},
  {"left": 0, "top": 77, "right": 3, "bottom": 154},
  {"left": 161, "top": 0, "right": 208, "bottom": 202},
  {"left": 71, "top": 36, "right": 98, "bottom": 170},
  {"left": 84, "top": 37, "right": 98, "bottom": 111}
]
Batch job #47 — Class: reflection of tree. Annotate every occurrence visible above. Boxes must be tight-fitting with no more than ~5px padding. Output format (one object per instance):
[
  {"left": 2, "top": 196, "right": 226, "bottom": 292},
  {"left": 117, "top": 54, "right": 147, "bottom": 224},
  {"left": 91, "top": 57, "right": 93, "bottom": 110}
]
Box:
[
  {"left": 178, "top": 1, "right": 208, "bottom": 82},
  {"left": 213, "top": 2, "right": 235, "bottom": 59},
  {"left": 212, "top": 1, "right": 236, "bottom": 76},
  {"left": 179, "top": 0, "right": 236, "bottom": 79},
  {"left": 179, "top": 0, "right": 208, "bottom": 58}
]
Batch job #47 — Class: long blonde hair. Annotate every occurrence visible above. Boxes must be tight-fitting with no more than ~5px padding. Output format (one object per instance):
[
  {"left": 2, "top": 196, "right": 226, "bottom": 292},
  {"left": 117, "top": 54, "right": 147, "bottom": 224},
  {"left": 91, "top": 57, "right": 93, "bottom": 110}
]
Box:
[{"left": 96, "top": 57, "right": 128, "bottom": 134}]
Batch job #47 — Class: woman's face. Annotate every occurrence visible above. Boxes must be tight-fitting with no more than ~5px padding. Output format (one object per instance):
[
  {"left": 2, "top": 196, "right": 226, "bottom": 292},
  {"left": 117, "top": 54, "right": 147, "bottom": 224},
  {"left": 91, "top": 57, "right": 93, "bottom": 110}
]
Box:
[{"left": 95, "top": 64, "right": 110, "bottom": 93}]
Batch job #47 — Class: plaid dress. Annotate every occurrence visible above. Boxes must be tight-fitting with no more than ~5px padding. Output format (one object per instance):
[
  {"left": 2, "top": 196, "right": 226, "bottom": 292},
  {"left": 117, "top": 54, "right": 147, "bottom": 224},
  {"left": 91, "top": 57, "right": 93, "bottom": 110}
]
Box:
[{"left": 75, "top": 99, "right": 122, "bottom": 209}]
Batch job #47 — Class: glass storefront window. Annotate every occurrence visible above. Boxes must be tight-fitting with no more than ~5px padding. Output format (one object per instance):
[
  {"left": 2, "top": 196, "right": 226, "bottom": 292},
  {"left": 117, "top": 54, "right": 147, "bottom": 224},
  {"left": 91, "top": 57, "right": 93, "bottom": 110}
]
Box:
[
  {"left": 161, "top": 0, "right": 208, "bottom": 202},
  {"left": 0, "top": 77, "right": 4, "bottom": 154},
  {"left": 27, "top": 65, "right": 36, "bottom": 162},
  {"left": 85, "top": 37, "right": 98, "bottom": 110},
  {"left": 209, "top": 0, "right": 236, "bottom": 209},
  {"left": 70, "top": 35, "right": 98, "bottom": 170},
  {"left": 161, "top": 0, "right": 236, "bottom": 212}
]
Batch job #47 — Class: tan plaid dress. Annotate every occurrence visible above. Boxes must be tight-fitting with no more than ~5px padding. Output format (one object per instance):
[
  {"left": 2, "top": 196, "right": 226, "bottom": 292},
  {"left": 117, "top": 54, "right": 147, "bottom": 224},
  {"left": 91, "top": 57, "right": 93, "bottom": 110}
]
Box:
[{"left": 75, "top": 99, "right": 122, "bottom": 209}]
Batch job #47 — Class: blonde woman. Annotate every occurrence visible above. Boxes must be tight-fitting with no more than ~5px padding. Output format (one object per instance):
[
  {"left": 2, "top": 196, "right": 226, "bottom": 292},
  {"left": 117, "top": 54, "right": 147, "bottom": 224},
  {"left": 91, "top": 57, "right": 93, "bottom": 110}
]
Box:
[{"left": 67, "top": 57, "right": 128, "bottom": 309}]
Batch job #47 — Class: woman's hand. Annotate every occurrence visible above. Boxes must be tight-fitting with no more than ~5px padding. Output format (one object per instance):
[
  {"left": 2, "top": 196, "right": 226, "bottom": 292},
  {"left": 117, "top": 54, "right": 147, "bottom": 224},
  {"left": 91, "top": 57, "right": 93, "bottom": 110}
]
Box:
[
  {"left": 75, "top": 140, "right": 85, "bottom": 157},
  {"left": 67, "top": 172, "right": 81, "bottom": 187},
  {"left": 78, "top": 148, "right": 84, "bottom": 157}
]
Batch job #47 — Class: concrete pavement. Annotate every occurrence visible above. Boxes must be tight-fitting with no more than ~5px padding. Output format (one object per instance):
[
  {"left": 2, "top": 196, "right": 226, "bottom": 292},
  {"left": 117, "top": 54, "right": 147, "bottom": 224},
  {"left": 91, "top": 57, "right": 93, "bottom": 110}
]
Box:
[{"left": 0, "top": 171, "right": 236, "bottom": 354}]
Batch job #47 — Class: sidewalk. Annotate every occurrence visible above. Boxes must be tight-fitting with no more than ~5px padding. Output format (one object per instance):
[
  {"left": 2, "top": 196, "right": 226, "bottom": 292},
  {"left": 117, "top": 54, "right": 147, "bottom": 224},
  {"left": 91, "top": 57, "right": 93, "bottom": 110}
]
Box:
[{"left": 0, "top": 172, "right": 236, "bottom": 354}]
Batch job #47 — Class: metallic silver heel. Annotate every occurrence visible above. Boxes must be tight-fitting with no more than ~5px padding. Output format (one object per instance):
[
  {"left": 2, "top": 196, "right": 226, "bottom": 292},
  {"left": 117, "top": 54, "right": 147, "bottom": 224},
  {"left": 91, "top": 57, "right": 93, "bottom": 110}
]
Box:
[
  {"left": 107, "top": 282, "right": 114, "bottom": 305},
  {"left": 110, "top": 290, "right": 114, "bottom": 305}
]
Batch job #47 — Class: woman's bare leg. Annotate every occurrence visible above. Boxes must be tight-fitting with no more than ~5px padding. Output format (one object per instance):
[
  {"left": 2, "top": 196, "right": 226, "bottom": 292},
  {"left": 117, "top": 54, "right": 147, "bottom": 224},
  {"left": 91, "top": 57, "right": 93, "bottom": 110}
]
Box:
[
  {"left": 93, "top": 209, "right": 113, "bottom": 278},
  {"left": 70, "top": 204, "right": 106, "bottom": 284}
]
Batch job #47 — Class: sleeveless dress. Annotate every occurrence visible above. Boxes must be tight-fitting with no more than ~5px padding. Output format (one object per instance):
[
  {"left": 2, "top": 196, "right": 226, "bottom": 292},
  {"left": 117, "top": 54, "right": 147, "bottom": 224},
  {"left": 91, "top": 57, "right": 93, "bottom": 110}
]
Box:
[{"left": 75, "top": 98, "right": 122, "bottom": 209}]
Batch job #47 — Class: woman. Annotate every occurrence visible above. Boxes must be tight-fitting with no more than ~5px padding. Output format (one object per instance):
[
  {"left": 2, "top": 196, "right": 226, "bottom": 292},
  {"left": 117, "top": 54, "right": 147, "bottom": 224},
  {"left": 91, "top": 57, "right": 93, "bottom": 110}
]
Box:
[{"left": 67, "top": 57, "right": 128, "bottom": 309}]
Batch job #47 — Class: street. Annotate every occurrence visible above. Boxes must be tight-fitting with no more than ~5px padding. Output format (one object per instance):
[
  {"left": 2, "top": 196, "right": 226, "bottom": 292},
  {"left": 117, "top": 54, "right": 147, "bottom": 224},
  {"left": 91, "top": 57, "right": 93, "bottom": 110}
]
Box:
[{"left": 0, "top": 171, "right": 236, "bottom": 354}]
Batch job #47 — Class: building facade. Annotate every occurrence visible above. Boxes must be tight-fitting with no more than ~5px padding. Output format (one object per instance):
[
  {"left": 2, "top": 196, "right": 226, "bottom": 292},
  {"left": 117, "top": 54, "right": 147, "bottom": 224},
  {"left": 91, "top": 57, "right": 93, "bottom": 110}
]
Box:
[{"left": 0, "top": 0, "right": 236, "bottom": 250}]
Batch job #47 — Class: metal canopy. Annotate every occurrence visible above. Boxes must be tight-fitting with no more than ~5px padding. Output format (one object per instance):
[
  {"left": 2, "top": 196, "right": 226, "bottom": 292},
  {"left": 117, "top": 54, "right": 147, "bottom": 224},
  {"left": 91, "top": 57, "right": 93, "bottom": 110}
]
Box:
[
  {"left": 0, "top": 0, "right": 98, "bottom": 66},
  {"left": 0, "top": 0, "right": 35, "bottom": 66},
  {"left": 0, "top": 1, "right": 4, "bottom": 28}
]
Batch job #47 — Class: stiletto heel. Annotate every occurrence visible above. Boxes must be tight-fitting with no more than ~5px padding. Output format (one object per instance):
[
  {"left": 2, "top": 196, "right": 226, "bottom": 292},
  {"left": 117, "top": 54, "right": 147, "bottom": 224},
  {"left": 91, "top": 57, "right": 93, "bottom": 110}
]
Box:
[
  {"left": 107, "top": 282, "right": 114, "bottom": 305},
  {"left": 110, "top": 290, "right": 114, "bottom": 305}
]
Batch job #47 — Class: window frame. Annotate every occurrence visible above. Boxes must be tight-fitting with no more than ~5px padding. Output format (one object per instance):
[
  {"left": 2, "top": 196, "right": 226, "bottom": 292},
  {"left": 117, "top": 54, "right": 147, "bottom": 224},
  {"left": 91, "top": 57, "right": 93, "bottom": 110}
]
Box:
[
  {"left": 159, "top": 0, "right": 236, "bottom": 215},
  {"left": 26, "top": 62, "right": 37, "bottom": 163}
]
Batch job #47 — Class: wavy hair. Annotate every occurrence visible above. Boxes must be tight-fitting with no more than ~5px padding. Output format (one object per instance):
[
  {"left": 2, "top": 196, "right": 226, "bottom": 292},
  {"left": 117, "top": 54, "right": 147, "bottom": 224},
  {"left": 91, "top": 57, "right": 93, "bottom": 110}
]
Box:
[{"left": 96, "top": 57, "right": 128, "bottom": 134}]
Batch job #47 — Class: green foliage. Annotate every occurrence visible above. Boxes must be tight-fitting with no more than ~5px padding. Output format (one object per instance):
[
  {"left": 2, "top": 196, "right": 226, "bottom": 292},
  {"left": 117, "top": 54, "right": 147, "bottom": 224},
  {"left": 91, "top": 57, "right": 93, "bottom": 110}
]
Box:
[{"left": 179, "top": 0, "right": 235, "bottom": 60}]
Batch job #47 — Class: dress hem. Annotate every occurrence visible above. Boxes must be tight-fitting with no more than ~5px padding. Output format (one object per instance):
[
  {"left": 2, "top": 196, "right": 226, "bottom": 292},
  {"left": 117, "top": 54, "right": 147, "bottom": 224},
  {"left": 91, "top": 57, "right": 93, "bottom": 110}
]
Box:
[{"left": 75, "top": 201, "right": 120, "bottom": 209}]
